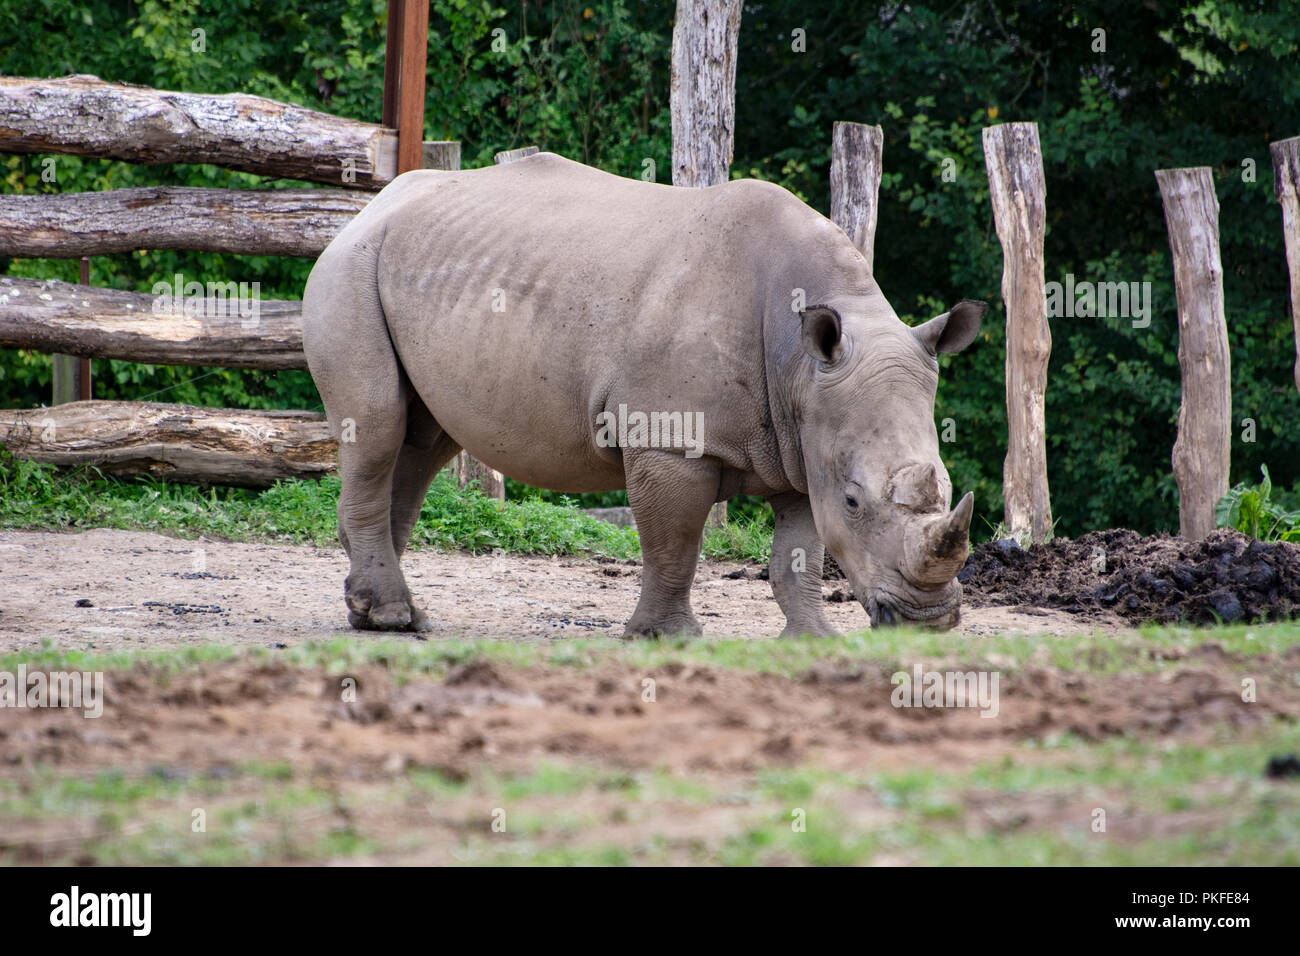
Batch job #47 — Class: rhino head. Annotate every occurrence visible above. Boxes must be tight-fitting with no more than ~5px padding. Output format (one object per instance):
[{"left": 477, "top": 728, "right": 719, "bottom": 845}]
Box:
[{"left": 793, "top": 294, "right": 985, "bottom": 630}]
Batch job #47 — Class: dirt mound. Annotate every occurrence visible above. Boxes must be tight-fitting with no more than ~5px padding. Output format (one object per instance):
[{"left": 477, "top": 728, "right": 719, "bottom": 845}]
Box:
[{"left": 958, "top": 529, "right": 1300, "bottom": 625}]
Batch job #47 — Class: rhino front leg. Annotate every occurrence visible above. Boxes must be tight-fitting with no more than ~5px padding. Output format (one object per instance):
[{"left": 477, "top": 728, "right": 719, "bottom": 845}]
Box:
[
  {"left": 623, "top": 450, "right": 719, "bottom": 639},
  {"left": 768, "top": 492, "right": 840, "bottom": 638}
]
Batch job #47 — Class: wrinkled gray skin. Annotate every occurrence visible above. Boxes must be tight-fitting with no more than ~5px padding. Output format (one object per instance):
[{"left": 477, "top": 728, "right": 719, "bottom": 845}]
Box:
[{"left": 302, "top": 153, "right": 983, "bottom": 638}]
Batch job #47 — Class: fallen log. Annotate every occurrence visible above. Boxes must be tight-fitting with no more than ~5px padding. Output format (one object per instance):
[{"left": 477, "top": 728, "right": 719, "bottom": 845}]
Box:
[
  {"left": 0, "top": 400, "right": 336, "bottom": 487},
  {"left": 0, "top": 276, "right": 305, "bottom": 369},
  {"left": 0, "top": 186, "right": 369, "bottom": 258},
  {"left": 0, "top": 75, "right": 397, "bottom": 189}
]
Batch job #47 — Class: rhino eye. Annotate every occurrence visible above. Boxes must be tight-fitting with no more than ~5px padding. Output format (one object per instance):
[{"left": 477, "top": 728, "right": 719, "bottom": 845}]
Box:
[{"left": 845, "top": 494, "right": 860, "bottom": 511}]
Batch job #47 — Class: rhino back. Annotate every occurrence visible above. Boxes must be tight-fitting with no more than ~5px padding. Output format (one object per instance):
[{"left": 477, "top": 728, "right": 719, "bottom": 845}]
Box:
[{"left": 343, "top": 154, "right": 846, "bottom": 493}]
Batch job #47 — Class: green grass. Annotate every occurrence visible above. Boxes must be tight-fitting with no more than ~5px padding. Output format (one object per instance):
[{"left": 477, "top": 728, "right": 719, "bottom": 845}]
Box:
[
  {"left": 3, "top": 615, "right": 1296, "bottom": 866},
  {"left": 5, "top": 621, "right": 1297, "bottom": 682},
  {"left": 11, "top": 718, "right": 1294, "bottom": 865},
  {"left": 0, "top": 448, "right": 771, "bottom": 561}
]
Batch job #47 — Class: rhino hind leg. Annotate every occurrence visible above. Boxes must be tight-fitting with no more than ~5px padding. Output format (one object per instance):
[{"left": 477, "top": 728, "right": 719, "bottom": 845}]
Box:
[
  {"left": 768, "top": 493, "right": 841, "bottom": 638},
  {"left": 305, "top": 281, "right": 434, "bottom": 633},
  {"left": 390, "top": 395, "right": 460, "bottom": 560},
  {"left": 622, "top": 450, "right": 719, "bottom": 639}
]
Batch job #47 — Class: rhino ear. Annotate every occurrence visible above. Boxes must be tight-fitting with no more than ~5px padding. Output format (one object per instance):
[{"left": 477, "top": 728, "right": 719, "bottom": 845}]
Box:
[
  {"left": 913, "top": 299, "right": 986, "bottom": 355},
  {"left": 800, "top": 305, "right": 843, "bottom": 363}
]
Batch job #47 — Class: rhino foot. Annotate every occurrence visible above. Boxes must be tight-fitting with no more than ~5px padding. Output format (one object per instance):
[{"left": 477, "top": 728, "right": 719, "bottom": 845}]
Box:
[
  {"left": 621, "top": 612, "right": 703, "bottom": 640},
  {"left": 347, "top": 602, "right": 432, "bottom": 633},
  {"left": 779, "top": 619, "right": 842, "bottom": 639}
]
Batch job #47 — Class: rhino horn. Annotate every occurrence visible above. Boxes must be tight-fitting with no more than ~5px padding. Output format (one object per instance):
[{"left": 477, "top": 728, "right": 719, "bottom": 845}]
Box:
[{"left": 902, "top": 492, "right": 974, "bottom": 587}]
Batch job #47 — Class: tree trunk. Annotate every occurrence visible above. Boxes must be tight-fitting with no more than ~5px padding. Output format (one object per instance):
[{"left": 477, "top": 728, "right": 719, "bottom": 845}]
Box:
[
  {"left": 0, "top": 276, "right": 305, "bottom": 369},
  {"left": 0, "top": 75, "right": 397, "bottom": 189},
  {"left": 829, "top": 121, "right": 884, "bottom": 269},
  {"left": 0, "top": 401, "right": 335, "bottom": 488},
  {"left": 983, "top": 122, "right": 1053, "bottom": 545},
  {"left": 1271, "top": 136, "right": 1300, "bottom": 396},
  {"left": 0, "top": 186, "right": 370, "bottom": 258},
  {"left": 670, "top": 0, "right": 743, "bottom": 189},
  {"left": 1156, "top": 167, "right": 1231, "bottom": 541}
]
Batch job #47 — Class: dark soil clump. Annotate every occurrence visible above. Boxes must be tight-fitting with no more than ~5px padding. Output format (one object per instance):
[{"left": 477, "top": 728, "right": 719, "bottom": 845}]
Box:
[{"left": 956, "top": 528, "right": 1300, "bottom": 625}]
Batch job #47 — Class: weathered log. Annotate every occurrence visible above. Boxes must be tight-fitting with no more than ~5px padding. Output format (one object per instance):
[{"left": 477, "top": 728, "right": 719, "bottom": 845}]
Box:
[
  {"left": 0, "top": 75, "right": 397, "bottom": 189},
  {"left": 983, "top": 122, "right": 1053, "bottom": 544},
  {"left": 0, "top": 186, "right": 370, "bottom": 258},
  {"left": 829, "top": 121, "right": 884, "bottom": 269},
  {"left": 1156, "top": 167, "right": 1231, "bottom": 541},
  {"left": 670, "top": 0, "right": 743, "bottom": 188},
  {"left": 0, "top": 276, "right": 305, "bottom": 369},
  {"left": 0, "top": 400, "right": 335, "bottom": 487},
  {"left": 1271, "top": 136, "right": 1300, "bottom": 395}
]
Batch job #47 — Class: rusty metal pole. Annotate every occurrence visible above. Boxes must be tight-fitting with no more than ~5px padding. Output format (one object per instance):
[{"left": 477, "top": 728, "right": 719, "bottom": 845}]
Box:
[{"left": 382, "top": 0, "right": 429, "bottom": 175}]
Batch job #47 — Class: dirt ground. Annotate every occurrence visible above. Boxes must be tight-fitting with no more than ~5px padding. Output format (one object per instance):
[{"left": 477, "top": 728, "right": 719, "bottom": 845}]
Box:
[
  {"left": 3, "top": 528, "right": 1298, "bottom": 865},
  {"left": 0, "top": 528, "right": 1125, "bottom": 653},
  {"left": 3, "top": 647, "right": 1297, "bottom": 864}
]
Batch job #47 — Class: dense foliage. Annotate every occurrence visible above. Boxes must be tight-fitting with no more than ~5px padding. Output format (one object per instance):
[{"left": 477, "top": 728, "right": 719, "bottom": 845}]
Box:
[{"left": 2, "top": 0, "right": 1297, "bottom": 536}]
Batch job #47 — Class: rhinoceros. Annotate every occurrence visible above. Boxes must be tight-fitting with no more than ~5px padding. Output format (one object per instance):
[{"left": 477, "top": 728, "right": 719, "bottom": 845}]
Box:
[{"left": 302, "top": 152, "right": 983, "bottom": 637}]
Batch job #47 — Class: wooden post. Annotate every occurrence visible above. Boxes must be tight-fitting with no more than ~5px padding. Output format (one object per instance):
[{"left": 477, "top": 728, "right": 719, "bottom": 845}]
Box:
[
  {"left": 983, "top": 123, "right": 1053, "bottom": 544},
  {"left": 51, "top": 257, "right": 92, "bottom": 404},
  {"left": 77, "top": 256, "right": 91, "bottom": 399},
  {"left": 829, "top": 121, "right": 884, "bottom": 268},
  {"left": 1156, "top": 167, "right": 1231, "bottom": 540},
  {"left": 670, "top": 0, "right": 743, "bottom": 189},
  {"left": 671, "top": 0, "right": 742, "bottom": 526},
  {"left": 382, "top": 0, "right": 429, "bottom": 175},
  {"left": 422, "top": 140, "right": 460, "bottom": 171},
  {"left": 1271, "top": 136, "right": 1300, "bottom": 395}
]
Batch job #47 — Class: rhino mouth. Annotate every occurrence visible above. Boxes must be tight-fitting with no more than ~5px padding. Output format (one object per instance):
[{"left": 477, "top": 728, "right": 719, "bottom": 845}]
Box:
[{"left": 866, "top": 586, "right": 961, "bottom": 630}]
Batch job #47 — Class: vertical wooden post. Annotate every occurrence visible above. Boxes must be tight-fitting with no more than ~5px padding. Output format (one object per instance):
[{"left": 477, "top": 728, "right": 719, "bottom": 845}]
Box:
[
  {"left": 983, "top": 122, "right": 1053, "bottom": 544},
  {"left": 829, "top": 121, "right": 884, "bottom": 268},
  {"left": 52, "top": 256, "right": 93, "bottom": 404},
  {"left": 1271, "top": 136, "right": 1300, "bottom": 396},
  {"left": 382, "top": 0, "right": 429, "bottom": 175},
  {"left": 670, "top": 0, "right": 743, "bottom": 189},
  {"left": 77, "top": 256, "right": 91, "bottom": 398},
  {"left": 1156, "top": 167, "right": 1231, "bottom": 540},
  {"left": 671, "top": 0, "right": 742, "bottom": 527}
]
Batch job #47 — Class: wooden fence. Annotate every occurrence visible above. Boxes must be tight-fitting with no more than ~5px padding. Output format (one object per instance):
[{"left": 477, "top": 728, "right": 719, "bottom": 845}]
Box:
[{"left": 1, "top": 0, "right": 1297, "bottom": 542}]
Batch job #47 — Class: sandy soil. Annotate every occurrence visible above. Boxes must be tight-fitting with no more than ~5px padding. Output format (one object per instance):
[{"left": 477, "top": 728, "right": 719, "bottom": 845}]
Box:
[{"left": 0, "top": 528, "right": 1128, "bottom": 654}]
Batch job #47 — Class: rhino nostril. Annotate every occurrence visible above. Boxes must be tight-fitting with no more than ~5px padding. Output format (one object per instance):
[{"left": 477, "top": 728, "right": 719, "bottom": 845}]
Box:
[{"left": 868, "top": 598, "right": 898, "bottom": 629}]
